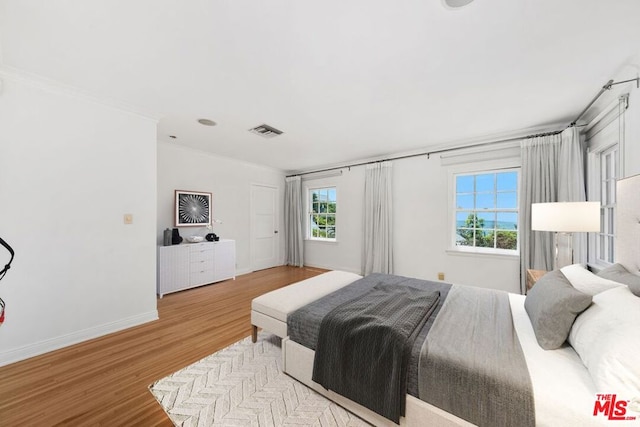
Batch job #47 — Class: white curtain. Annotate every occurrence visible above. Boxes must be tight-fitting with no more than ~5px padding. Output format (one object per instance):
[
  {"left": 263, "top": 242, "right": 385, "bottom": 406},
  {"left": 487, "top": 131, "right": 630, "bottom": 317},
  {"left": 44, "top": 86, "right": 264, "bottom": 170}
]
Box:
[
  {"left": 520, "top": 134, "right": 561, "bottom": 292},
  {"left": 284, "top": 176, "right": 304, "bottom": 267},
  {"left": 558, "top": 127, "right": 587, "bottom": 264},
  {"left": 519, "top": 128, "right": 587, "bottom": 292},
  {"left": 363, "top": 162, "right": 393, "bottom": 275}
]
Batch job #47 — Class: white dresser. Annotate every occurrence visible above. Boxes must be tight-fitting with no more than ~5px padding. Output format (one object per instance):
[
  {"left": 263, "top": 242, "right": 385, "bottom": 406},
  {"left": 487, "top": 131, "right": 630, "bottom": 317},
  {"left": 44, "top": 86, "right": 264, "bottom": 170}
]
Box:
[{"left": 157, "top": 239, "right": 236, "bottom": 297}]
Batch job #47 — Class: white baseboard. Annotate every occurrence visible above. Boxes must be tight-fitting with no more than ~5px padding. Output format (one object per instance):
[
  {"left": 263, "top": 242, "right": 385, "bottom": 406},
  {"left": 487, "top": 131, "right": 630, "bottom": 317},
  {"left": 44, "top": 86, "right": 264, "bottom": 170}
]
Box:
[
  {"left": 302, "top": 262, "right": 362, "bottom": 276},
  {"left": 0, "top": 310, "right": 159, "bottom": 367}
]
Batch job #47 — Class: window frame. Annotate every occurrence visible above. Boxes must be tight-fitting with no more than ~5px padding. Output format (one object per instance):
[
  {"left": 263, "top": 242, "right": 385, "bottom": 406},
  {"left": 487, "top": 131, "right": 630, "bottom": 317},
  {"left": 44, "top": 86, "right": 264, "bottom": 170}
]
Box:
[
  {"left": 588, "top": 143, "right": 619, "bottom": 267},
  {"left": 306, "top": 186, "right": 337, "bottom": 242},
  {"left": 449, "top": 166, "right": 520, "bottom": 256}
]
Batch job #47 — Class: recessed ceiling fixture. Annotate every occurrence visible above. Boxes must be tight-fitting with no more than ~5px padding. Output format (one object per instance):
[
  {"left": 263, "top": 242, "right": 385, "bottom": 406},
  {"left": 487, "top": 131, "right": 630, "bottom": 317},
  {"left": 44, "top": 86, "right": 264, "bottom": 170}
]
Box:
[
  {"left": 249, "top": 124, "right": 284, "bottom": 138},
  {"left": 197, "top": 118, "right": 217, "bottom": 126},
  {"left": 443, "top": 0, "right": 474, "bottom": 8}
]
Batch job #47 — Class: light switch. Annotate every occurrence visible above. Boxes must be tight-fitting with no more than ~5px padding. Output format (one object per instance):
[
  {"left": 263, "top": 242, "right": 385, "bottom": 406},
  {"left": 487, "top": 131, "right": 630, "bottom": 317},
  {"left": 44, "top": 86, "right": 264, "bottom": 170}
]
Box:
[{"left": 124, "top": 214, "right": 133, "bottom": 224}]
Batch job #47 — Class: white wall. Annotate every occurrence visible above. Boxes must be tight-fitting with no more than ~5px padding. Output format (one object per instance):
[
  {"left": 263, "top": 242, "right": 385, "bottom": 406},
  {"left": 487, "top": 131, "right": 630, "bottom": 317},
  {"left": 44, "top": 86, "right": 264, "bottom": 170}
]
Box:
[
  {"left": 157, "top": 141, "right": 286, "bottom": 275},
  {"left": 0, "top": 74, "right": 158, "bottom": 366},
  {"left": 303, "top": 154, "right": 521, "bottom": 293}
]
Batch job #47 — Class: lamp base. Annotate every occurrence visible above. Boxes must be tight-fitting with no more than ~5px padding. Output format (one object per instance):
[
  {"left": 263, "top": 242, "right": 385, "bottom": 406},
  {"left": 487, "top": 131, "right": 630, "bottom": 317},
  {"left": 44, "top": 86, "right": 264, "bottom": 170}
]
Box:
[{"left": 554, "top": 232, "right": 573, "bottom": 270}]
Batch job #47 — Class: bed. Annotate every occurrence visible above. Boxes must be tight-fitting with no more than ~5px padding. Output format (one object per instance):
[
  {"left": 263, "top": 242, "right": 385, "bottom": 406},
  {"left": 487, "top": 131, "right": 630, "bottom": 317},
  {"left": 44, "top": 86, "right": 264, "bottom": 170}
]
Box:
[{"left": 278, "top": 173, "right": 640, "bottom": 427}]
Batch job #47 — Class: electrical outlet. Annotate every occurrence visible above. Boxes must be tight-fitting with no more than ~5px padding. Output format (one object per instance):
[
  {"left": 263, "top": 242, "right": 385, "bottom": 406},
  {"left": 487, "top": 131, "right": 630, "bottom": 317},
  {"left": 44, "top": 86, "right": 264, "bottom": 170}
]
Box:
[
  {"left": 437, "top": 272, "right": 445, "bottom": 281},
  {"left": 124, "top": 214, "right": 133, "bottom": 224}
]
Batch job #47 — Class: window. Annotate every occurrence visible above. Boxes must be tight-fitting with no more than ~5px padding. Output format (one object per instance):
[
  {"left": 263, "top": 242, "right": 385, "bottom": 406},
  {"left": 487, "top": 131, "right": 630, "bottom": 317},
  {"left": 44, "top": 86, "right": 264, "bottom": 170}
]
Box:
[
  {"left": 308, "top": 187, "right": 336, "bottom": 241},
  {"left": 596, "top": 145, "right": 618, "bottom": 264},
  {"left": 454, "top": 169, "right": 519, "bottom": 253}
]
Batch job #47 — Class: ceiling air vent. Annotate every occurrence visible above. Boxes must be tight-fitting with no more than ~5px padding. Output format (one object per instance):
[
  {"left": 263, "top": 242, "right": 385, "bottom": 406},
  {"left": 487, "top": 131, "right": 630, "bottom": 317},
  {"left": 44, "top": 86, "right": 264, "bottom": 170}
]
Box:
[{"left": 249, "top": 124, "right": 284, "bottom": 138}]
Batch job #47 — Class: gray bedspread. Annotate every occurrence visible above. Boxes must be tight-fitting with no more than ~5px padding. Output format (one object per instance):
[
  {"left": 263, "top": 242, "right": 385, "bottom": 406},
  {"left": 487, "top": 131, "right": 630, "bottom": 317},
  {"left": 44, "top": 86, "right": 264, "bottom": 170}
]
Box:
[
  {"left": 419, "top": 285, "right": 535, "bottom": 427},
  {"left": 312, "top": 283, "right": 441, "bottom": 423},
  {"left": 287, "top": 273, "right": 452, "bottom": 397}
]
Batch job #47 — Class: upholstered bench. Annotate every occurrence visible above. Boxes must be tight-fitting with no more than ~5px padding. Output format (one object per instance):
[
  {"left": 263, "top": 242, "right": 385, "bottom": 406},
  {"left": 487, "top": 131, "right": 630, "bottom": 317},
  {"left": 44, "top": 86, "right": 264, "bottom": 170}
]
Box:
[{"left": 251, "top": 270, "right": 362, "bottom": 342}]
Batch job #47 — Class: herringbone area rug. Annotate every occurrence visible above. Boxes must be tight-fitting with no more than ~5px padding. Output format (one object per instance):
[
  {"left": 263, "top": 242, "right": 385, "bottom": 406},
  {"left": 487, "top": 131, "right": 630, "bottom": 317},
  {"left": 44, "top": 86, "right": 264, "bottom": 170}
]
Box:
[{"left": 149, "top": 333, "right": 369, "bottom": 426}]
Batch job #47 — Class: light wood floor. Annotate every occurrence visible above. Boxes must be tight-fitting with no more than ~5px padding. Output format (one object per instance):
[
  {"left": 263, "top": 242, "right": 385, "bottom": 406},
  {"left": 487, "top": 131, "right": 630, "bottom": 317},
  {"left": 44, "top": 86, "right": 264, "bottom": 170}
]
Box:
[{"left": 0, "top": 265, "right": 327, "bottom": 426}]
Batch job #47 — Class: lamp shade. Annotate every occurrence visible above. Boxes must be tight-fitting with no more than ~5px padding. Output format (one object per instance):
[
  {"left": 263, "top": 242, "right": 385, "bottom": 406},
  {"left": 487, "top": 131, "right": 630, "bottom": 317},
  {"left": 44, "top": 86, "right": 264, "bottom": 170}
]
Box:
[{"left": 531, "top": 202, "right": 601, "bottom": 232}]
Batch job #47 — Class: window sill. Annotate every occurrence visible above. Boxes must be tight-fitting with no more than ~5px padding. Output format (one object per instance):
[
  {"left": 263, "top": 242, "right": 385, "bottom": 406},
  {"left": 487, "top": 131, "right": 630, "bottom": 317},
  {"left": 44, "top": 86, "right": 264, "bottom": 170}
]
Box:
[
  {"left": 446, "top": 248, "right": 519, "bottom": 260},
  {"left": 586, "top": 261, "right": 613, "bottom": 273},
  {"left": 305, "top": 239, "right": 339, "bottom": 245}
]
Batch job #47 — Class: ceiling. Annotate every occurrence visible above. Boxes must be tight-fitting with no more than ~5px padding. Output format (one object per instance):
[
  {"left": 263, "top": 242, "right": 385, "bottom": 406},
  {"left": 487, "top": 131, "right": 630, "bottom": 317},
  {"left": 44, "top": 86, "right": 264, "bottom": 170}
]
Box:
[{"left": 1, "top": 0, "right": 639, "bottom": 173}]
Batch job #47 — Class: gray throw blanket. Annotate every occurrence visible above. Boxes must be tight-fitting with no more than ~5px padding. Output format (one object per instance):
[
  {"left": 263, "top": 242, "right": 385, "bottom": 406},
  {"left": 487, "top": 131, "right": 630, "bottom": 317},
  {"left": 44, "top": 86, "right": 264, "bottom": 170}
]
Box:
[
  {"left": 419, "top": 286, "right": 535, "bottom": 427},
  {"left": 312, "top": 283, "right": 441, "bottom": 423}
]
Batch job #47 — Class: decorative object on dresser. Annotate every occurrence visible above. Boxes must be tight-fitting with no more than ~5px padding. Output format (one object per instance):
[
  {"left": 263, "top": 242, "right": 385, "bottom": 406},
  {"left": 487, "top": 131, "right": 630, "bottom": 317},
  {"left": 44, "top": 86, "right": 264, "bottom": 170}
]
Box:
[
  {"left": 157, "top": 240, "right": 236, "bottom": 298},
  {"left": 174, "top": 190, "right": 212, "bottom": 227},
  {"left": 531, "top": 202, "right": 600, "bottom": 269},
  {"left": 163, "top": 228, "right": 172, "bottom": 246},
  {"left": 526, "top": 269, "right": 547, "bottom": 291},
  {"left": 170, "top": 228, "right": 182, "bottom": 245}
]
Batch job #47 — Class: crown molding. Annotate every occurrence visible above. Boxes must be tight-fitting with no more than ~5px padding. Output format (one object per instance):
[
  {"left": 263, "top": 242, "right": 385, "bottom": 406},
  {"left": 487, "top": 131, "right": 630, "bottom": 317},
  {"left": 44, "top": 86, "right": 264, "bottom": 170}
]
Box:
[{"left": 0, "top": 65, "right": 161, "bottom": 122}]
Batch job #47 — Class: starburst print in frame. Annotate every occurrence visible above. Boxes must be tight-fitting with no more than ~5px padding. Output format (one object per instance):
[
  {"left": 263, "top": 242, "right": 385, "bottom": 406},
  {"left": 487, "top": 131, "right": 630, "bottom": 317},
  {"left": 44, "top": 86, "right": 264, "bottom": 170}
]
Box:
[{"left": 174, "top": 190, "right": 212, "bottom": 227}]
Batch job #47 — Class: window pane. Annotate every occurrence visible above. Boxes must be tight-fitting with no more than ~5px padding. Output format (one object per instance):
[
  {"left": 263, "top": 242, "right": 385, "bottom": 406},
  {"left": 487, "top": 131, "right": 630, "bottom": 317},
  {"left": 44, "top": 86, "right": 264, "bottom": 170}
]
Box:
[
  {"left": 609, "top": 237, "right": 614, "bottom": 263},
  {"left": 456, "top": 194, "right": 474, "bottom": 209},
  {"left": 496, "top": 212, "right": 518, "bottom": 230},
  {"left": 328, "top": 202, "right": 336, "bottom": 213},
  {"left": 326, "top": 227, "right": 336, "bottom": 238},
  {"left": 456, "top": 228, "right": 474, "bottom": 246},
  {"left": 497, "top": 172, "right": 517, "bottom": 191},
  {"left": 476, "top": 230, "right": 494, "bottom": 248},
  {"left": 607, "top": 207, "right": 614, "bottom": 234},
  {"left": 496, "top": 231, "right": 517, "bottom": 250},
  {"left": 319, "top": 202, "right": 327, "bottom": 213},
  {"left": 476, "top": 174, "right": 494, "bottom": 192},
  {"left": 599, "top": 234, "right": 605, "bottom": 259},
  {"left": 477, "top": 212, "right": 494, "bottom": 229},
  {"left": 497, "top": 192, "right": 517, "bottom": 209},
  {"left": 328, "top": 188, "right": 337, "bottom": 202},
  {"left": 457, "top": 212, "right": 475, "bottom": 227},
  {"left": 456, "top": 175, "right": 474, "bottom": 193},
  {"left": 476, "top": 193, "right": 495, "bottom": 209},
  {"left": 609, "top": 180, "right": 616, "bottom": 204},
  {"left": 326, "top": 214, "right": 336, "bottom": 226}
]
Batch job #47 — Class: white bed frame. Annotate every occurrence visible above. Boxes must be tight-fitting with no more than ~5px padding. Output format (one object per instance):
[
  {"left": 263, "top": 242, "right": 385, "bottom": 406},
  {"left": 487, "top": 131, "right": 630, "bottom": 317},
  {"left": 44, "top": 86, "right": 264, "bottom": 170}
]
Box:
[{"left": 281, "top": 174, "right": 640, "bottom": 426}]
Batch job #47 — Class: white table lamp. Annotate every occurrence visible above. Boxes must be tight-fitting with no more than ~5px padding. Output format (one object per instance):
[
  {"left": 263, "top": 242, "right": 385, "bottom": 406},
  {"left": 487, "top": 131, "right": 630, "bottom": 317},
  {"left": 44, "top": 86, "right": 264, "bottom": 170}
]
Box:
[{"left": 531, "top": 202, "right": 600, "bottom": 269}]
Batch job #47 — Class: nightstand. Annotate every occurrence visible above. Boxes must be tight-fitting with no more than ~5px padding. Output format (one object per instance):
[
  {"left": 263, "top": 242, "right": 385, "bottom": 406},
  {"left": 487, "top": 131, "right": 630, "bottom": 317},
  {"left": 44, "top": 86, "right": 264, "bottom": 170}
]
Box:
[{"left": 526, "top": 269, "right": 548, "bottom": 292}]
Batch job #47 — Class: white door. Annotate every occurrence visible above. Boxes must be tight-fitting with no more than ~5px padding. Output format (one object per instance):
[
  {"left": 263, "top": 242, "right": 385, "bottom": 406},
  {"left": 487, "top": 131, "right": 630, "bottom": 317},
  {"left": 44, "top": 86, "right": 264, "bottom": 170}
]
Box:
[{"left": 251, "top": 184, "right": 279, "bottom": 271}]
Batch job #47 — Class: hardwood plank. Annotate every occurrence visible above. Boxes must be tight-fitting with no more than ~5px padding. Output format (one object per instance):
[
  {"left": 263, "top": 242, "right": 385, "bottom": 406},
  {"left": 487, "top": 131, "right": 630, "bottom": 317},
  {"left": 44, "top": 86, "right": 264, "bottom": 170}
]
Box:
[{"left": 0, "top": 265, "right": 327, "bottom": 426}]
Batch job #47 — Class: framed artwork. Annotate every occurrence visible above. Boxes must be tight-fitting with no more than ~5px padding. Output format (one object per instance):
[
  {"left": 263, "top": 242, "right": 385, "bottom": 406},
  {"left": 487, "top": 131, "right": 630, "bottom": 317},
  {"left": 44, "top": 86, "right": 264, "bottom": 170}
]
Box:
[{"left": 175, "top": 190, "right": 212, "bottom": 227}]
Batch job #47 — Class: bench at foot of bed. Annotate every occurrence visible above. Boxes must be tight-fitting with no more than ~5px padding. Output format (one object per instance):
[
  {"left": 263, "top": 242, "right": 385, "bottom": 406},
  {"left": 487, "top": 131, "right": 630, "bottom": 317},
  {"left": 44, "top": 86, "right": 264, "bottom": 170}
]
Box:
[{"left": 250, "top": 270, "right": 362, "bottom": 342}]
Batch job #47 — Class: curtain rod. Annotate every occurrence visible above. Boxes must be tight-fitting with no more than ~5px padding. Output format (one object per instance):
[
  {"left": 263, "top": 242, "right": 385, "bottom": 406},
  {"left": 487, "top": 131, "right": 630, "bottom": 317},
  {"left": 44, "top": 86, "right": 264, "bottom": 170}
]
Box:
[
  {"left": 286, "top": 129, "right": 562, "bottom": 178},
  {"left": 287, "top": 76, "right": 639, "bottom": 178},
  {"left": 570, "top": 77, "right": 639, "bottom": 126}
]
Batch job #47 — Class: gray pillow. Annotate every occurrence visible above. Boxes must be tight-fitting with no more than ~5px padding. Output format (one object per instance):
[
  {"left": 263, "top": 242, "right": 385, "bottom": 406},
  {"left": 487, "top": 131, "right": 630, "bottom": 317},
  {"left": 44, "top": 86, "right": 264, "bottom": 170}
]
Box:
[
  {"left": 524, "top": 270, "right": 593, "bottom": 350},
  {"left": 597, "top": 263, "right": 640, "bottom": 297}
]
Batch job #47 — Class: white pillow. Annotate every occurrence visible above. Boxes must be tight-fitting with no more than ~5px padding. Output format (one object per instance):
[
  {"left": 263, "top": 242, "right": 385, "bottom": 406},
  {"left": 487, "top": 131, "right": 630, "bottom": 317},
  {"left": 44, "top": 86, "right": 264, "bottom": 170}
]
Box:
[
  {"left": 568, "top": 286, "right": 640, "bottom": 398},
  {"left": 560, "top": 263, "right": 624, "bottom": 296}
]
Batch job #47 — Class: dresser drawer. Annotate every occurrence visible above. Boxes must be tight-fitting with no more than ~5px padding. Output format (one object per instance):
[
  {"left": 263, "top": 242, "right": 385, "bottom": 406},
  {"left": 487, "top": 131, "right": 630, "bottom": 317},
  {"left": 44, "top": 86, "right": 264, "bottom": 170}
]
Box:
[
  {"left": 190, "top": 268, "right": 215, "bottom": 286},
  {"left": 190, "top": 246, "right": 214, "bottom": 262},
  {"left": 190, "top": 259, "right": 214, "bottom": 272}
]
